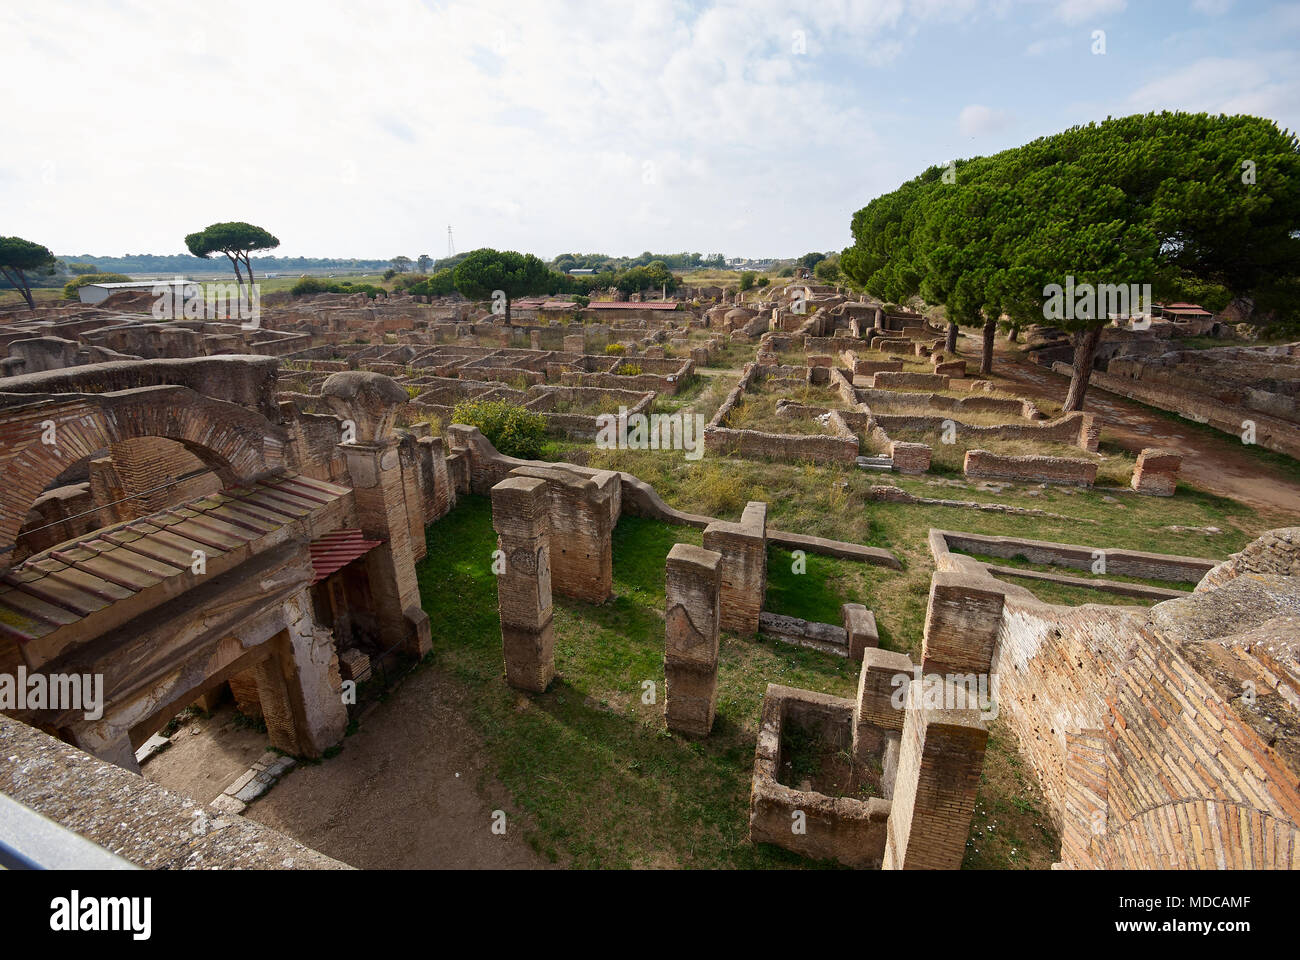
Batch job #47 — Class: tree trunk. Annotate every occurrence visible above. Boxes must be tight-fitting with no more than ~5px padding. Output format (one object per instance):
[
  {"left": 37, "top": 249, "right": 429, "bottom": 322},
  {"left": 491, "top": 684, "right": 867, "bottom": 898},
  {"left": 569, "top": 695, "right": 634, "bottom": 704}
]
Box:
[
  {"left": 1, "top": 267, "right": 34, "bottom": 309},
  {"left": 980, "top": 316, "right": 996, "bottom": 376},
  {"left": 226, "top": 252, "right": 244, "bottom": 298},
  {"left": 1008, "top": 326, "right": 1019, "bottom": 343},
  {"left": 1064, "top": 326, "right": 1104, "bottom": 412},
  {"left": 945, "top": 321, "right": 958, "bottom": 353}
]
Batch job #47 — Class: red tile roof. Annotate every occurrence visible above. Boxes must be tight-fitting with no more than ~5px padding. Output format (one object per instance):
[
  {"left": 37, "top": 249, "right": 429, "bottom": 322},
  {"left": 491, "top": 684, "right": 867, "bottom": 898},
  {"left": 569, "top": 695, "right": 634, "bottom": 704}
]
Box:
[
  {"left": 308, "top": 529, "right": 383, "bottom": 585},
  {"left": 585, "top": 300, "right": 680, "bottom": 310}
]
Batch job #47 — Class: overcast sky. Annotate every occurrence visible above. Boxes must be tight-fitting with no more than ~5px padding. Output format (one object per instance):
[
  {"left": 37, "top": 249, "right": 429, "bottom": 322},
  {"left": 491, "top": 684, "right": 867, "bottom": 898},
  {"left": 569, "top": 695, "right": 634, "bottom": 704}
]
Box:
[{"left": 3, "top": 0, "right": 1298, "bottom": 260}]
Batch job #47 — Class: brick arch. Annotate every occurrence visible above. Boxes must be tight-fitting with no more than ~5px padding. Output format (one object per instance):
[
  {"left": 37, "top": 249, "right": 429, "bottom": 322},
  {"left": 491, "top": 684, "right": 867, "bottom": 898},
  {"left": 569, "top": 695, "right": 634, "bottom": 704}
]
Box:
[
  {"left": 0, "top": 384, "right": 287, "bottom": 567},
  {"left": 1101, "top": 799, "right": 1300, "bottom": 869}
]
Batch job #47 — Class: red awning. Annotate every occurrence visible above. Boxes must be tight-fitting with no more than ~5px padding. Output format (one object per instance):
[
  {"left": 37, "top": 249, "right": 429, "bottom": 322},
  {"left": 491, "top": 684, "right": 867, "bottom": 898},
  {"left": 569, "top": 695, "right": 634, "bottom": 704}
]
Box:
[{"left": 309, "top": 529, "right": 383, "bottom": 585}]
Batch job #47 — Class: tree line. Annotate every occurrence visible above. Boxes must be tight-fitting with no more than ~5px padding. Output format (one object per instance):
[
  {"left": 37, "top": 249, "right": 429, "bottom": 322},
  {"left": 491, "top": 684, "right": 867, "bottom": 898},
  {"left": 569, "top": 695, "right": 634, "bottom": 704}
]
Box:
[{"left": 840, "top": 111, "right": 1300, "bottom": 410}]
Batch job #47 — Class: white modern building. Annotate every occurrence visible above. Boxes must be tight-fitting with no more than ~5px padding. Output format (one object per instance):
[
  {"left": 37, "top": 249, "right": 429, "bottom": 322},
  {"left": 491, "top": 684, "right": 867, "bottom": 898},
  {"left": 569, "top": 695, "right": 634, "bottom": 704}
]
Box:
[{"left": 77, "top": 279, "right": 195, "bottom": 306}]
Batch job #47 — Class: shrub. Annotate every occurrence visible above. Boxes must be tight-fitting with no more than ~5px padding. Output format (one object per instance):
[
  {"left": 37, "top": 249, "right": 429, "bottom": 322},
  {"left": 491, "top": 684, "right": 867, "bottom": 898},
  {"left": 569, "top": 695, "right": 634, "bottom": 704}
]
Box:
[
  {"left": 450, "top": 400, "right": 547, "bottom": 459},
  {"left": 756, "top": 276, "right": 770, "bottom": 288},
  {"left": 612, "top": 362, "right": 642, "bottom": 376},
  {"left": 605, "top": 343, "right": 626, "bottom": 355},
  {"left": 290, "top": 277, "right": 383, "bottom": 299},
  {"left": 738, "top": 271, "right": 756, "bottom": 291},
  {"left": 62, "top": 272, "right": 131, "bottom": 299}
]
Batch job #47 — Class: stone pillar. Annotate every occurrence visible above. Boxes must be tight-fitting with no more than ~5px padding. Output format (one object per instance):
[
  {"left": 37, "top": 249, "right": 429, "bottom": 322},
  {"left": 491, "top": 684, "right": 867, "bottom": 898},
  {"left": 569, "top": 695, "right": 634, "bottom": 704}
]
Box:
[
  {"left": 65, "top": 727, "right": 140, "bottom": 775},
  {"left": 702, "top": 500, "right": 766, "bottom": 637},
  {"left": 882, "top": 683, "right": 989, "bottom": 870},
  {"left": 278, "top": 596, "right": 348, "bottom": 757},
  {"left": 664, "top": 543, "right": 722, "bottom": 737},
  {"left": 919, "top": 572, "right": 1004, "bottom": 678},
  {"left": 323, "top": 372, "right": 432, "bottom": 659},
  {"left": 1131, "top": 447, "right": 1182, "bottom": 496},
  {"left": 491, "top": 477, "right": 555, "bottom": 693},
  {"left": 842, "top": 603, "right": 879, "bottom": 661}
]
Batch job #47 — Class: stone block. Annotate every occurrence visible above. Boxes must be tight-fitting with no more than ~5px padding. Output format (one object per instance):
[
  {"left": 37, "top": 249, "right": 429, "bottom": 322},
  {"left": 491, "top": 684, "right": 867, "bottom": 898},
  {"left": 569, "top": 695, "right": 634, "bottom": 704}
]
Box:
[{"left": 842, "top": 603, "right": 879, "bottom": 660}]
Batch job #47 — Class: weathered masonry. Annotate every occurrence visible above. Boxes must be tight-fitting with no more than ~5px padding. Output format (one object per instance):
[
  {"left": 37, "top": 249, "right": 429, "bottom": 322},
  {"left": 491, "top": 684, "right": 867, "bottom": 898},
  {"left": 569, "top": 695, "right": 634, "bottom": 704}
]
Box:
[{"left": 0, "top": 358, "right": 441, "bottom": 772}]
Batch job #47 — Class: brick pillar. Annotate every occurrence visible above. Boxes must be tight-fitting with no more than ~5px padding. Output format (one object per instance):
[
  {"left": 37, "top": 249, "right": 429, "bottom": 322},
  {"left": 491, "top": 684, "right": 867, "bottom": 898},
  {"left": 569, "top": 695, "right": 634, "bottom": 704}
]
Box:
[
  {"left": 1131, "top": 447, "right": 1181, "bottom": 496},
  {"left": 341, "top": 439, "right": 433, "bottom": 658},
  {"left": 919, "top": 572, "right": 1004, "bottom": 677},
  {"left": 491, "top": 477, "right": 555, "bottom": 693},
  {"left": 508, "top": 464, "right": 613, "bottom": 604},
  {"left": 853, "top": 647, "right": 913, "bottom": 760},
  {"left": 88, "top": 456, "right": 126, "bottom": 526},
  {"left": 399, "top": 440, "right": 426, "bottom": 563},
  {"left": 882, "top": 683, "right": 990, "bottom": 870},
  {"left": 664, "top": 543, "right": 722, "bottom": 737},
  {"left": 253, "top": 655, "right": 303, "bottom": 756},
  {"left": 702, "top": 500, "right": 766, "bottom": 637}
]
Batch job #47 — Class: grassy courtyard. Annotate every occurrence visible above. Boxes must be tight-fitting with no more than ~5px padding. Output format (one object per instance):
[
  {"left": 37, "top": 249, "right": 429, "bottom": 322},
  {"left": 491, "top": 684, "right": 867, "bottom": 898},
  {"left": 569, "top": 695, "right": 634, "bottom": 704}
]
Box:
[{"left": 415, "top": 494, "right": 1061, "bottom": 868}]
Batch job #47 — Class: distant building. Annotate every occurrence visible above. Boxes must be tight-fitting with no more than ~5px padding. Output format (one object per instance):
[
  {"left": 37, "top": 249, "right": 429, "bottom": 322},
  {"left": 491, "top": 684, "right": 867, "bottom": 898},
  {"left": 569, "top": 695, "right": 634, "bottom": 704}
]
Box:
[
  {"left": 567, "top": 268, "right": 596, "bottom": 275},
  {"left": 77, "top": 279, "right": 194, "bottom": 306}
]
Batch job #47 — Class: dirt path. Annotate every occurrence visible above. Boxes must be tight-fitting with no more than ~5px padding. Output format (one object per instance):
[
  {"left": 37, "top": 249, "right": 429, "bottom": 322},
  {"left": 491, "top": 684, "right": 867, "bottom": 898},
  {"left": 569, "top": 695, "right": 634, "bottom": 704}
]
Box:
[
  {"left": 142, "top": 706, "right": 275, "bottom": 803},
  {"left": 975, "top": 339, "right": 1300, "bottom": 517},
  {"left": 244, "top": 666, "right": 549, "bottom": 870}
]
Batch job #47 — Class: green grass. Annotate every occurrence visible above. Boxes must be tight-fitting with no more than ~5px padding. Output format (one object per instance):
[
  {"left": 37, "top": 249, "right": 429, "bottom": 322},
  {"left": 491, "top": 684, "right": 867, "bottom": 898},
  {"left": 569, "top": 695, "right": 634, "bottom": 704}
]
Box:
[
  {"left": 418, "top": 496, "right": 872, "bottom": 868},
  {"left": 416, "top": 494, "right": 1062, "bottom": 868},
  {"left": 764, "top": 546, "right": 865, "bottom": 626}
]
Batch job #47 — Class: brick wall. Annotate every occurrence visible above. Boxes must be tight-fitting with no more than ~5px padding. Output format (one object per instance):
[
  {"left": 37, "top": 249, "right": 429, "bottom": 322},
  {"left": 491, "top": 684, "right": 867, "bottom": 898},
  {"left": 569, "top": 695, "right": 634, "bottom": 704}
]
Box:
[
  {"left": 933, "top": 531, "right": 1300, "bottom": 869},
  {"left": 963, "top": 449, "right": 1097, "bottom": 486}
]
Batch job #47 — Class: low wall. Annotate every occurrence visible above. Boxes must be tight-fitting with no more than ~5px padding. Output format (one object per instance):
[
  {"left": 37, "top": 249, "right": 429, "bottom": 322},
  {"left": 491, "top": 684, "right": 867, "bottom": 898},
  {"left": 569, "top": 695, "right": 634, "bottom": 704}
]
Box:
[
  {"left": 1055, "top": 362, "right": 1300, "bottom": 460},
  {"left": 935, "top": 530, "right": 1216, "bottom": 582},
  {"left": 874, "top": 411, "right": 1096, "bottom": 451},
  {"left": 963, "top": 449, "right": 1097, "bottom": 486}
]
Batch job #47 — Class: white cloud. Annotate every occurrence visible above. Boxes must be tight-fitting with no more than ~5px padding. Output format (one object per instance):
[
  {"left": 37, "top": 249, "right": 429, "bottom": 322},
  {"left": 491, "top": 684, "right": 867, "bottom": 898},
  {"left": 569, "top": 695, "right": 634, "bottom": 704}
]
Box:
[
  {"left": 1054, "top": 0, "right": 1126, "bottom": 25},
  {"left": 1025, "top": 35, "right": 1072, "bottom": 56},
  {"left": 958, "top": 104, "right": 1013, "bottom": 136},
  {"left": 1125, "top": 54, "right": 1300, "bottom": 132}
]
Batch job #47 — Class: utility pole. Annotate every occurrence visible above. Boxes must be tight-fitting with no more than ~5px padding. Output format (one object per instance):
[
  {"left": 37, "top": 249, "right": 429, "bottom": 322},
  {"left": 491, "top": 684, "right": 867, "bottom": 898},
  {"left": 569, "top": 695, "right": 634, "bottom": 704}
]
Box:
[{"left": 447, "top": 226, "right": 455, "bottom": 259}]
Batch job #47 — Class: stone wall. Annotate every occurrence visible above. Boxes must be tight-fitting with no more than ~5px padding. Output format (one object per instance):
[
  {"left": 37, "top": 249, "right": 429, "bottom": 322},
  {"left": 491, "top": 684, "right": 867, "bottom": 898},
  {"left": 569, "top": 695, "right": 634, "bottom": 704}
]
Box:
[
  {"left": 932, "top": 528, "right": 1300, "bottom": 869},
  {"left": 963, "top": 449, "right": 1098, "bottom": 486},
  {"left": 507, "top": 463, "right": 616, "bottom": 604},
  {"left": 1056, "top": 361, "right": 1300, "bottom": 460}
]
